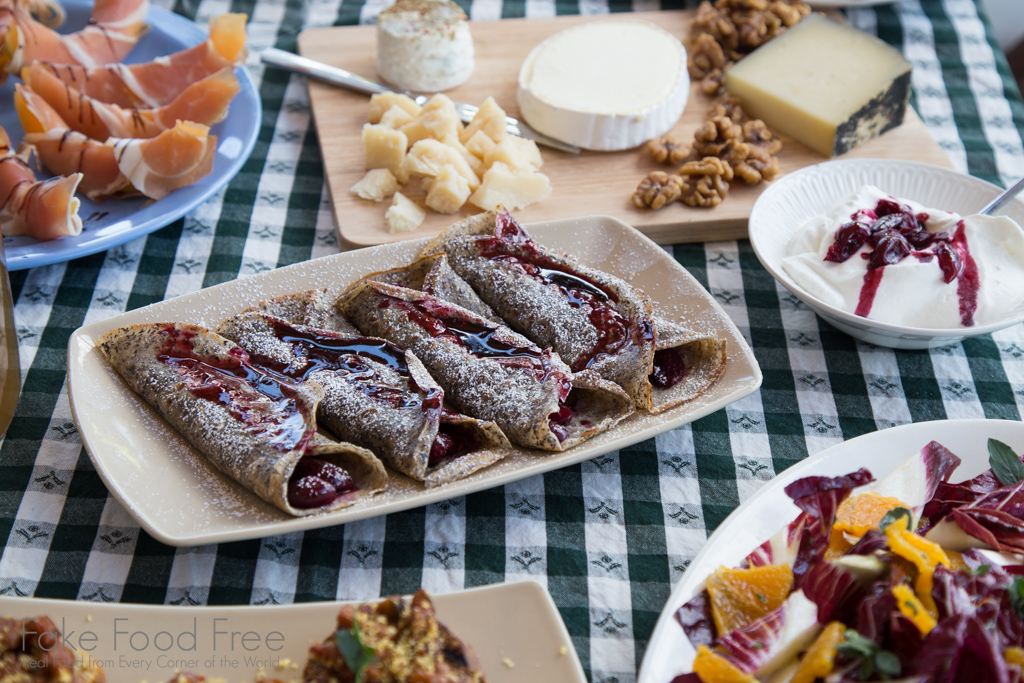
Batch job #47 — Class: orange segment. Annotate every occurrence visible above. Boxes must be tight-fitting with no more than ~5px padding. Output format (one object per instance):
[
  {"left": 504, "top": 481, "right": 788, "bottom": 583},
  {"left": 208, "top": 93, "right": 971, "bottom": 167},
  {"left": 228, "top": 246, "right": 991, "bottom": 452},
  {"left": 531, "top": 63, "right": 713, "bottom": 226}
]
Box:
[
  {"left": 706, "top": 564, "right": 794, "bottom": 636},
  {"left": 693, "top": 645, "right": 758, "bottom": 683},
  {"left": 826, "top": 528, "right": 853, "bottom": 560},
  {"left": 885, "top": 524, "right": 949, "bottom": 617},
  {"left": 834, "top": 491, "right": 907, "bottom": 537},
  {"left": 1006, "top": 647, "right": 1024, "bottom": 667},
  {"left": 791, "top": 621, "right": 846, "bottom": 683},
  {"left": 209, "top": 13, "right": 248, "bottom": 63},
  {"left": 892, "top": 584, "right": 937, "bottom": 635}
]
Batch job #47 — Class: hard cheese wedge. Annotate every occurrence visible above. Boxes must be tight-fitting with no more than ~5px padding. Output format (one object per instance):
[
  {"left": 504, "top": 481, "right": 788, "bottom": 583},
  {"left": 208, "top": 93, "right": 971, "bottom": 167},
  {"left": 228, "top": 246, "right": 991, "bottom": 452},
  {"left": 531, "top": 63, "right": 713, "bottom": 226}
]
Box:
[{"left": 724, "top": 15, "right": 912, "bottom": 157}]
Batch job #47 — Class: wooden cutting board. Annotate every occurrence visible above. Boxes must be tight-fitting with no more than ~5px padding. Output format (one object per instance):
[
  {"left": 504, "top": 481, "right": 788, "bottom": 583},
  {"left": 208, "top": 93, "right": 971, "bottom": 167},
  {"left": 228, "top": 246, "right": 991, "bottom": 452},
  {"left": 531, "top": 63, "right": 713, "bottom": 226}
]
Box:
[{"left": 298, "top": 11, "right": 953, "bottom": 248}]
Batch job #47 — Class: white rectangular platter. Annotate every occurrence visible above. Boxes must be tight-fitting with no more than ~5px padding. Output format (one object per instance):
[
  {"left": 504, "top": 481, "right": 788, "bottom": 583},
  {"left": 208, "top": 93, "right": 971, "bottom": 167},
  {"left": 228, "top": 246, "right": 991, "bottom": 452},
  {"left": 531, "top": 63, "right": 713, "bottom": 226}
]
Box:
[
  {"left": 66, "top": 216, "right": 762, "bottom": 546},
  {"left": 0, "top": 581, "right": 586, "bottom": 683}
]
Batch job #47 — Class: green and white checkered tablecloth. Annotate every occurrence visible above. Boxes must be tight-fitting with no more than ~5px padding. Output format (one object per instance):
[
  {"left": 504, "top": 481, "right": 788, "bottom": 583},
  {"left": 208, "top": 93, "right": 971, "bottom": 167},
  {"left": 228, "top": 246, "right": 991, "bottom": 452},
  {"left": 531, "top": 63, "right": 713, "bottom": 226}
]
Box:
[{"left": 2, "top": 0, "right": 1023, "bottom": 681}]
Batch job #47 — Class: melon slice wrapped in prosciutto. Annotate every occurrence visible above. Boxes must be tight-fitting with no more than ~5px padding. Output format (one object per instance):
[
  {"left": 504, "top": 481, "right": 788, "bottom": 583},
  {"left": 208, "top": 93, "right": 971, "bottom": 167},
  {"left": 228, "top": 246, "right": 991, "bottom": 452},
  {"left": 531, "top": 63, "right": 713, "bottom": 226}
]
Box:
[
  {"left": 22, "top": 62, "right": 241, "bottom": 140},
  {"left": 97, "top": 322, "right": 387, "bottom": 516},
  {"left": 339, "top": 281, "right": 634, "bottom": 451},
  {"left": 420, "top": 209, "right": 727, "bottom": 412},
  {"left": 0, "top": 124, "right": 82, "bottom": 239},
  {"left": 2, "top": 0, "right": 150, "bottom": 74},
  {"left": 217, "top": 311, "right": 511, "bottom": 487},
  {"left": 33, "top": 13, "right": 247, "bottom": 108},
  {"left": 15, "top": 84, "right": 216, "bottom": 201}
]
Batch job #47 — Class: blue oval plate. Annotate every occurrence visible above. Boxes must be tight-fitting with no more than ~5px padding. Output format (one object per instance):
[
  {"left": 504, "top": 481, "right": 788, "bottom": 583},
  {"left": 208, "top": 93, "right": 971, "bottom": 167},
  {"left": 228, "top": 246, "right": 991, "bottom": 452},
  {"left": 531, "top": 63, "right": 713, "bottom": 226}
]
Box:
[{"left": 0, "top": 0, "right": 261, "bottom": 271}]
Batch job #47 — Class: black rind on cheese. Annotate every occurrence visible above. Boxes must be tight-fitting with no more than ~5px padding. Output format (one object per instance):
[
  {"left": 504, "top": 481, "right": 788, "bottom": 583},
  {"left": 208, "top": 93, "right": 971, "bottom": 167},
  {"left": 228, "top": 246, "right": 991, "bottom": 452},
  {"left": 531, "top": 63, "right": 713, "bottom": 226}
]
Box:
[{"left": 833, "top": 69, "right": 912, "bottom": 156}]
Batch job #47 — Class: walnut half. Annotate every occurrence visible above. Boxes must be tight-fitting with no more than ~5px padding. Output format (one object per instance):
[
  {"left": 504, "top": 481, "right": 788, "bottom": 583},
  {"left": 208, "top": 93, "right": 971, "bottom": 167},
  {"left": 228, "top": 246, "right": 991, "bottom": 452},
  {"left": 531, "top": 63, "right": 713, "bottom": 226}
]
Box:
[
  {"left": 633, "top": 171, "right": 685, "bottom": 210},
  {"left": 646, "top": 134, "right": 690, "bottom": 165},
  {"left": 678, "top": 157, "right": 733, "bottom": 207}
]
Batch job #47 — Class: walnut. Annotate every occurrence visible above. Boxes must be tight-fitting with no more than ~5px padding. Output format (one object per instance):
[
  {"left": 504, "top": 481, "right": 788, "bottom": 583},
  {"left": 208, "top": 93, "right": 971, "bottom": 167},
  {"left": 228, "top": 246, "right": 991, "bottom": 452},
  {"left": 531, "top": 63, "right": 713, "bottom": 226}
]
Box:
[
  {"left": 681, "top": 178, "right": 729, "bottom": 207},
  {"left": 693, "top": 116, "right": 743, "bottom": 156},
  {"left": 743, "top": 119, "right": 783, "bottom": 155},
  {"left": 633, "top": 171, "right": 685, "bottom": 210},
  {"left": 717, "top": 119, "right": 782, "bottom": 184},
  {"left": 678, "top": 157, "right": 733, "bottom": 207},
  {"left": 646, "top": 134, "right": 689, "bottom": 165},
  {"left": 768, "top": 0, "right": 811, "bottom": 27},
  {"left": 708, "top": 94, "right": 747, "bottom": 124},
  {"left": 680, "top": 156, "right": 734, "bottom": 182},
  {"left": 687, "top": 32, "right": 728, "bottom": 81}
]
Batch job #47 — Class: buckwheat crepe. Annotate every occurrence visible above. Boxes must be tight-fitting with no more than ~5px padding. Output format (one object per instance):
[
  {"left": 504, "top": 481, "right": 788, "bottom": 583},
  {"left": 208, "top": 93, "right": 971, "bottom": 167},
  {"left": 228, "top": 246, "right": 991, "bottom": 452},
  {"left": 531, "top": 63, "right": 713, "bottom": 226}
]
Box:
[
  {"left": 97, "top": 322, "right": 387, "bottom": 516},
  {"left": 217, "top": 312, "right": 511, "bottom": 487},
  {"left": 339, "top": 281, "right": 634, "bottom": 451},
  {"left": 420, "top": 209, "right": 727, "bottom": 413}
]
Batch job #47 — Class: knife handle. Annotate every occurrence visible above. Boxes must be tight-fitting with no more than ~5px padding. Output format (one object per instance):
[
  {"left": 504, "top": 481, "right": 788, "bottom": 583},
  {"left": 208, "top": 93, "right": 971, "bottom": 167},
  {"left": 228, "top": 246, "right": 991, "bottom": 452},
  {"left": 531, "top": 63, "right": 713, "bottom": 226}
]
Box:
[{"left": 261, "top": 47, "right": 390, "bottom": 97}]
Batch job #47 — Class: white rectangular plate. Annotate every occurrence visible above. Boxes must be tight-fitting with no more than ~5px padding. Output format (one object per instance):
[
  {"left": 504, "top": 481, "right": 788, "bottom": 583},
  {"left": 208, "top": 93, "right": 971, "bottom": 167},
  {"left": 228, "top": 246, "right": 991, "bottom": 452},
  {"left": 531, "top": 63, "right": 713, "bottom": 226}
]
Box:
[
  {"left": 66, "top": 215, "right": 762, "bottom": 545},
  {"left": 0, "top": 581, "right": 585, "bottom": 683}
]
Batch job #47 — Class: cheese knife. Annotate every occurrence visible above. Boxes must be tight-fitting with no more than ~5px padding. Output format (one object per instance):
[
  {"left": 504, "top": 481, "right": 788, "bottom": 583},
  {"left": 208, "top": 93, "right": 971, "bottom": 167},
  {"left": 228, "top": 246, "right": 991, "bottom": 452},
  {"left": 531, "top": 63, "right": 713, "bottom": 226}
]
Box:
[{"left": 260, "top": 48, "right": 581, "bottom": 155}]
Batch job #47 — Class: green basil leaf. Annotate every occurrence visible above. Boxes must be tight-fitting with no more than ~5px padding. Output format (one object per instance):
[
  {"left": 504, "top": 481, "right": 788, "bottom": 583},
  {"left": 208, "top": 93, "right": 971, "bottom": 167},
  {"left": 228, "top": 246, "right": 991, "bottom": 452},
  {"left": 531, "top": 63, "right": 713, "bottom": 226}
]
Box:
[
  {"left": 875, "top": 650, "right": 902, "bottom": 677},
  {"left": 1009, "top": 577, "right": 1024, "bottom": 619},
  {"left": 988, "top": 438, "right": 1024, "bottom": 486},
  {"left": 879, "top": 506, "right": 913, "bottom": 533},
  {"left": 335, "top": 619, "right": 377, "bottom": 683}
]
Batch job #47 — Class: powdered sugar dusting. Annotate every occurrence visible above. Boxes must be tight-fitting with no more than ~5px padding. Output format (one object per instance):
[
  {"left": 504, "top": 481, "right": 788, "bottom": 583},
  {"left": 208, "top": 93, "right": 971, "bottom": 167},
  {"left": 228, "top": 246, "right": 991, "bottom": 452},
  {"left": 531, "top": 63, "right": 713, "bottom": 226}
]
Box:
[{"left": 71, "top": 217, "right": 759, "bottom": 544}]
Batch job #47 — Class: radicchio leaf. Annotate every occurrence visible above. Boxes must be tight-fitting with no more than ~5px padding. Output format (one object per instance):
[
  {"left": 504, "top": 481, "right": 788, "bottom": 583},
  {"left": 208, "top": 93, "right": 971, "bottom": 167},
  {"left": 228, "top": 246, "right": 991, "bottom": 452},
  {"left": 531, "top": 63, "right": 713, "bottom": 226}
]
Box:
[
  {"left": 784, "top": 468, "right": 874, "bottom": 585},
  {"left": 801, "top": 560, "right": 872, "bottom": 624},
  {"left": 847, "top": 529, "right": 889, "bottom": 556},
  {"left": 669, "top": 675, "right": 702, "bottom": 683},
  {"left": 675, "top": 590, "right": 715, "bottom": 647},
  {"left": 910, "top": 614, "right": 1011, "bottom": 683},
  {"left": 931, "top": 561, "right": 1024, "bottom": 649},
  {"left": 715, "top": 590, "right": 821, "bottom": 676}
]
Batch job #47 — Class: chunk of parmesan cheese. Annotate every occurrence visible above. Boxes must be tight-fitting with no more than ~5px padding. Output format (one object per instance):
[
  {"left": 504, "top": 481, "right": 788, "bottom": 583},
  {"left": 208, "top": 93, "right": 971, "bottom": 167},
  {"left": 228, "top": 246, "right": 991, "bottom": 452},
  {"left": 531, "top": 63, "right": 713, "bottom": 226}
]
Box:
[
  {"left": 385, "top": 192, "right": 426, "bottom": 233},
  {"left": 350, "top": 168, "right": 399, "bottom": 202}
]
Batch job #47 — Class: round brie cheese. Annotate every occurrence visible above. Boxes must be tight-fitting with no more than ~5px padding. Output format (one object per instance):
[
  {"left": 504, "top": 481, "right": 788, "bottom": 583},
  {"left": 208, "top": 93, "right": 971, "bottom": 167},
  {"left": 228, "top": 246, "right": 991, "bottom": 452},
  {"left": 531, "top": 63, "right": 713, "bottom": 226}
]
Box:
[
  {"left": 376, "top": 0, "right": 475, "bottom": 93},
  {"left": 517, "top": 20, "right": 689, "bottom": 151}
]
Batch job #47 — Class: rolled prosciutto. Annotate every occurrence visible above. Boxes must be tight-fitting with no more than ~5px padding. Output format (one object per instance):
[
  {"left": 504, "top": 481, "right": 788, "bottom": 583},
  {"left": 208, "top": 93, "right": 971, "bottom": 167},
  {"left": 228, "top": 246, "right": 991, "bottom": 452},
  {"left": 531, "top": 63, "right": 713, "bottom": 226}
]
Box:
[
  {"left": 339, "top": 281, "right": 634, "bottom": 451},
  {"left": 419, "top": 209, "right": 727, "bottom": 413},
  {"left": 217, "top": 312, "right": 511, "bottom": 487},
  {"left": 97, "top": 322, "right": 387, "bottom": 516}
]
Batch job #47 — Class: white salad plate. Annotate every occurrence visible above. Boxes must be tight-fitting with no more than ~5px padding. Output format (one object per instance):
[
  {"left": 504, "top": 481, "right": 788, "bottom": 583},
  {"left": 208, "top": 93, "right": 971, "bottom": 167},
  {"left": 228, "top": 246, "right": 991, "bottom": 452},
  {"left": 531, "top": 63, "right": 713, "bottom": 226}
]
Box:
[
  {"left": 637, "top": 417, "right": 1024, "bottom": 683},
  {"left": 0, "top": 580, "right": 586, "bottom": 683},
  {"left": 748, "top": 159, "right": 1024, "bottom": 350},
  {"left": 66, "top": 216, "right": 762, "bottom": 546},
  {"left": 0, "top": 0, "right": 260, "bottom": 271}
]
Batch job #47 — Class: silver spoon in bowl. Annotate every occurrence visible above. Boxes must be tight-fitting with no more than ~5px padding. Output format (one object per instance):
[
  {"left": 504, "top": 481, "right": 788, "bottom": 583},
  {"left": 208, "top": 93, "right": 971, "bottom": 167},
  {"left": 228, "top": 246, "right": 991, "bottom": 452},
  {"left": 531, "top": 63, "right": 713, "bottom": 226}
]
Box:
[{"left": 979, "top": 175, "right": 1024, "bottom": 215}]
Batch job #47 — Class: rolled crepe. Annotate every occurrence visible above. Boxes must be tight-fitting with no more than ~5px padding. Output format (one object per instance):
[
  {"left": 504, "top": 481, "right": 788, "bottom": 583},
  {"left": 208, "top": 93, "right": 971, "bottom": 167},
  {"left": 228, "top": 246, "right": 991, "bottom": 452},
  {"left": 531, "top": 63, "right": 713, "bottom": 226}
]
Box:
[
  {"left": 419, "top": 209, "right": 727, "bottom": 413},
  {"left": 216, "top": 312, "right": 511, "bottom": 487},
  {"left": 241, "top": 288, "right": 359, "bottom": 335},
  {"left": 97, "top": 322, "right": 387, "bottom": 516},
  {"left": 339, "top": 281, "right": 634, "bottom": 451},
  {"left": 346, "top": 253, "right": 501, "bottom": 323}
]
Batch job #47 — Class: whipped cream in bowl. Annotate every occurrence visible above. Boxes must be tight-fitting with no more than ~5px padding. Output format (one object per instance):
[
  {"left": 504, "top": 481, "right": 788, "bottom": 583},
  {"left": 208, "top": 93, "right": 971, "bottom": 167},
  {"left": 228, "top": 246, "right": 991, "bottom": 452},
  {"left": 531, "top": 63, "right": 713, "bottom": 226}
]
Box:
[{"left": 749, "top": 160, "right": 1024, "bottom": 349}]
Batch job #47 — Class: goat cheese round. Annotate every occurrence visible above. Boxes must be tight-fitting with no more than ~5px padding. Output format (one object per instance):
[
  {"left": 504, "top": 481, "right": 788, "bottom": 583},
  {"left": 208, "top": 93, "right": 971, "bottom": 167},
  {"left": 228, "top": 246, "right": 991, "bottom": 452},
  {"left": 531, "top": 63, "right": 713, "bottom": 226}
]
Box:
[
  {"left": 516, "top": 20, "right": 689, "bottom": 151},
  {"left": 376, "top": 0, "right": 475, "bottom": 93}
]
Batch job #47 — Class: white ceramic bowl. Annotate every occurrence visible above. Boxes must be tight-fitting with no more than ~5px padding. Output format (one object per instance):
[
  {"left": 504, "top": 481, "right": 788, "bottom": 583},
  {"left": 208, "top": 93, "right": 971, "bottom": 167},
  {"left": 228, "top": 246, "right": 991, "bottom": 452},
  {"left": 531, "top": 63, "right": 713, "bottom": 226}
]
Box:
[{"left": 748, "top": 159, "right": 1024, "bottom": 349}]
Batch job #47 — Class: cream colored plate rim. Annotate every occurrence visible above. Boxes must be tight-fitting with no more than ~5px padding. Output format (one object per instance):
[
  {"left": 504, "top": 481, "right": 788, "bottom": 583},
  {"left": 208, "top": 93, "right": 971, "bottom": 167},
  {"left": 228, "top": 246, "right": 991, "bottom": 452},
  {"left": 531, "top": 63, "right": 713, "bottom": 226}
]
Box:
[
  {"left": 638, "top": 417, "right": 1024, "bottom": 683},
  {"left": 66, "top": 215, "right": 762, "bottom": 546},
  {"left": 0, "top": 580, "right": 586, "bottom": 683},
  {"left": 748, "top": 158, "right": 1024, "bottom": 339}
]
